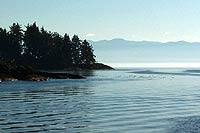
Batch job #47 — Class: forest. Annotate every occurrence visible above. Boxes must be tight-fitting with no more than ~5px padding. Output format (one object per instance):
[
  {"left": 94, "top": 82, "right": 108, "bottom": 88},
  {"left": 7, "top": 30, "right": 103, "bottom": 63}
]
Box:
[{"left": 0, "top": 22, "right": 96, "bottom": 69}]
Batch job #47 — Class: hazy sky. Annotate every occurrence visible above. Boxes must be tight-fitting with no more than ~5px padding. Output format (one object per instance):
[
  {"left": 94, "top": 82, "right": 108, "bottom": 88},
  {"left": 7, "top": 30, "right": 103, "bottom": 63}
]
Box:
[{"left": 1, "top": 0, "right": 200, "bottom": 42}]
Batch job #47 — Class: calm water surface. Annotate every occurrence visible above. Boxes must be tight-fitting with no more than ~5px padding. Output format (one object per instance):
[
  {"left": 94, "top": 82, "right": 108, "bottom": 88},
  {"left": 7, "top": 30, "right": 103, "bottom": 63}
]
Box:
[{"left": 1, "top": 68, "right": 200, "bottom": 133}]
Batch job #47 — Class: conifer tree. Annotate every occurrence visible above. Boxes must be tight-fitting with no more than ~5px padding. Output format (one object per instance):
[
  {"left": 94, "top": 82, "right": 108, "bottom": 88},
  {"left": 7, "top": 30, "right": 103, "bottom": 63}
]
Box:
[
  {"left": 0, "top": 22, "right": 96, "bottom": 69},
  {"left": 9, "top": 23, "right": 23, "bottom": 63}
]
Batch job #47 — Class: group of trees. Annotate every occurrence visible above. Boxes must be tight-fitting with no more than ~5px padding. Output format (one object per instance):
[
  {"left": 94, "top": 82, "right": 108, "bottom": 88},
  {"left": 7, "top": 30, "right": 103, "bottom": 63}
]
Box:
[{"left": 0, "top": 22, "right": 96, "bottom": 69}]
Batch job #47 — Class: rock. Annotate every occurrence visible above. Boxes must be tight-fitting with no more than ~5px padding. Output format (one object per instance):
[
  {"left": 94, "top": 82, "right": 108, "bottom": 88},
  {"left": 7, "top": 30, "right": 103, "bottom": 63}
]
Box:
[
  {"left": 89, "top": 63, "right": 114, "bottom": 70},
  {"left": 25, "top": 74, "right": 48, "bottom": 81},
  {"left": 0, "top": 73, "right": 17, "bottom": 82}
]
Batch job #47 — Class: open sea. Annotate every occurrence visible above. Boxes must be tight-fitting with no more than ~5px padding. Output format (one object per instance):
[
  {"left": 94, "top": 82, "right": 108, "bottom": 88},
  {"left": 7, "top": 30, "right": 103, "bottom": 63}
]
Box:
[{"left": 1, "top": 68, "right": 200, "bottom": 133}]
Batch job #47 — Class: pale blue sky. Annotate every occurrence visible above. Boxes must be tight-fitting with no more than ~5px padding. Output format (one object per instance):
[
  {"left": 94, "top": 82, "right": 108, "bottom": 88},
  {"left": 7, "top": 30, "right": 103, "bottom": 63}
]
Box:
[{"left": 1, "top": 0, "right": 200, "bottom": 42}]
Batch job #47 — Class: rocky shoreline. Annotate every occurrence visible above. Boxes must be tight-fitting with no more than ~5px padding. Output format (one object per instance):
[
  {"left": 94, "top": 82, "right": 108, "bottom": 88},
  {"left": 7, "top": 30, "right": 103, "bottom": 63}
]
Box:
[
  {"left": 88, "top": 63, "right": 114, "bottom": 70},
  {"left": 0, "top": 63, "right": 114, "bottom": 82},
  {"left": 0, "top": 71, "right": 85, "bottom": 82},
  {"left": 0, "top": 64, "right": 85, "bottom": 82}
]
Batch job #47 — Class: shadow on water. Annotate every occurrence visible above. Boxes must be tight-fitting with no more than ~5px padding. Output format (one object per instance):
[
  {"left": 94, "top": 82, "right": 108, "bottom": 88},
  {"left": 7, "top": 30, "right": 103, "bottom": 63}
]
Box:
[
  {"left": 168, "top": 116, "right": 200, "bottom": 133},
  {"left": 42, "top": 70, "right": 96, "bottom": 77},
  {"left": 68, "top": 70, "right": 95, "bottom": 77}
]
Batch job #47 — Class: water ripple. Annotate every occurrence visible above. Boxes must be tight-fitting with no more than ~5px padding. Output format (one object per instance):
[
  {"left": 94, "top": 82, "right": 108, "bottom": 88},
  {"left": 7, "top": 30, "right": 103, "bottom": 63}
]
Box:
[{"left": 1, "top": 69, "right": 200, "bottom": 132}]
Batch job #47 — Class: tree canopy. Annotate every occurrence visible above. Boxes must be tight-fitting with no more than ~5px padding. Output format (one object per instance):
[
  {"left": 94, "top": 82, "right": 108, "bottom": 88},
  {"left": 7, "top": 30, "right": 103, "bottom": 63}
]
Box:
[{"left": 0, "top": 22, "right": 96, "bottom": 69}]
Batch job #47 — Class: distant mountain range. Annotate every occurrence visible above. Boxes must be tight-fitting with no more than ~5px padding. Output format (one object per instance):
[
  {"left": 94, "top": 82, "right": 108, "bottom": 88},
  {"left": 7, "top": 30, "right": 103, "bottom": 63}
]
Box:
[{"left": 89, "top": 39, "right": 200, "bottom": 64}]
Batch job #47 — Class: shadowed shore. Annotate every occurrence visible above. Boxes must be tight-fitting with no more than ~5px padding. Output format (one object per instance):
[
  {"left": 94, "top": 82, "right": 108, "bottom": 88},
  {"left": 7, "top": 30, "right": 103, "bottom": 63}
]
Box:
[
  {"left": 0, "top": 63, "right": 85, "bottom": 81},
  {"left": 0, "top": 63, "right": 114, "bottom": 82}
]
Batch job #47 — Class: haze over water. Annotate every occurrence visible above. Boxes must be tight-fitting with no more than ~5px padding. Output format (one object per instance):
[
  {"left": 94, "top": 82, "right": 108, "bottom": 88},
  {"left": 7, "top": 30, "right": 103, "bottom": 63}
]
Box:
[
  {"left": 108, "top": 63, "right": 200, "bottom": 68},
  {"left": 1, "top": 68, "right": 200, "bottom": 132},
  {"left": 2, "top": 0, "right": 200, "bottom": 132}
]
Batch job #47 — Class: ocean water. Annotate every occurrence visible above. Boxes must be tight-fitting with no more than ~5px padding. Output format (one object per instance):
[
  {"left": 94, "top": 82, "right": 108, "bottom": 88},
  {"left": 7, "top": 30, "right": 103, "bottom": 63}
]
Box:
[{"left": 1, "top": 68, "right": 200, "bottom": 133}]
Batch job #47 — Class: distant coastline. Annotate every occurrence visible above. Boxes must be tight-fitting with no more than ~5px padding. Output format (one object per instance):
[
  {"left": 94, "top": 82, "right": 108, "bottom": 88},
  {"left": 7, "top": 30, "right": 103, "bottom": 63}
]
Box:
[{"left": 91, "top": 39, "right": 200, "bottom": 64}]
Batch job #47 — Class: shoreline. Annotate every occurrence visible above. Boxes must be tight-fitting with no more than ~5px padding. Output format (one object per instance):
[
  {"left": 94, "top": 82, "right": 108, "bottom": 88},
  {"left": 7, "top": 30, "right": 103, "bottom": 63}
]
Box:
[{"left": 0, "top": 63, "right": 114, "bottom": 82}]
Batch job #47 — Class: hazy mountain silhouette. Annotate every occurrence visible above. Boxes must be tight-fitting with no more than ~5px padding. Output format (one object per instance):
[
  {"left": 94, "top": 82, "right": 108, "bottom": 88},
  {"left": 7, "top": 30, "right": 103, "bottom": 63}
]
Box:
[{"left": 90, "top": 39, "right": 200, "bottom": 63}]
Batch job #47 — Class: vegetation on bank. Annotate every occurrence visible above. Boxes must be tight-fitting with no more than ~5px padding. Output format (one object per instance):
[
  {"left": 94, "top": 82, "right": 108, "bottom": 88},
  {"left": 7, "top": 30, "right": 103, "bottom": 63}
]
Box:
[
  {"left": 0, "top": 22, "right": 113, "bottom": 81},
  {"left": 0, "top": 22, "right": 99, "bottom": 69}
]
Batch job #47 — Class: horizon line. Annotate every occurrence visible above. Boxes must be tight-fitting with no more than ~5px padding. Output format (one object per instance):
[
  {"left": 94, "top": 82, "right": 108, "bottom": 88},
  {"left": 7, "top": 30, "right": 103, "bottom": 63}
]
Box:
[
  {"left": 89, "top": 38, "right": 200, "bottom": 44},
  {"left": 105, "top": 63, "right": 200, "bottom": 68}
]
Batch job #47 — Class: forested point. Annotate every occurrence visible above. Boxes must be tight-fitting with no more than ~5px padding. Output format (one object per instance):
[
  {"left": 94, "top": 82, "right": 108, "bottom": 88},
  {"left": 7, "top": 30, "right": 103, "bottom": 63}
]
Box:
[{"left": 0, "top": 22, "right": 97, "bottom": 70}]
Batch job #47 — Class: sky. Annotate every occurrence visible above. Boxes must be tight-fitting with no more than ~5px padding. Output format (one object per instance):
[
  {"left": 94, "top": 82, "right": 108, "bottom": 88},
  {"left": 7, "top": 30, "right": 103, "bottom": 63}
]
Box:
[{"left": 1, "top": 0, "right": 200, "bottom": 42}]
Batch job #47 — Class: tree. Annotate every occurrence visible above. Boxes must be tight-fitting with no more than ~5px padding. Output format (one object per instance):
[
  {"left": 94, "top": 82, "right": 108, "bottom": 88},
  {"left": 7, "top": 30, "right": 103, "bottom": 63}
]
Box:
[
  {"left": 48, "top": 32, "right": 64, "bottom": 69},
  {"left": 71, "top": 35, "right": 81, "bottom": 66},
  {"left": 23, "top": 22, "right": 42, "bottom": 67},
  {"left": 63, "top": 33, "right": 73, "bottom": 67},
  {"left": 8, "top": 23, "right": 23, "bottom": 63},
  {"left": 39, "top": 27, "right": 53, "bottom": 68},
  {"left": 0, "top": 28, "right": 9, "bottom": 61},
  {"left": 80, "top": 40, "right": 96, "bottom": 67},
  {"left": 0, "top": 22, "right": 97, "bottom": 70}
]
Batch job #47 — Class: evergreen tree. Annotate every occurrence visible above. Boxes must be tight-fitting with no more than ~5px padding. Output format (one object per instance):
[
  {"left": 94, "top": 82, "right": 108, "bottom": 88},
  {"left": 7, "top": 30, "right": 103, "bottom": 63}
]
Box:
[
  {"left": 49, "top": 32, "right": 64, "bottom": 69},
  {"left": 39, "top": 27, "right": 52, "bottom": 68},
  {"left": 0, "top": 28, "right": 9, "bottom": 61},
  {"left": 63, "top": 33, "right": 73, "bottom": 67},
  {"left": 80, "top": 40, "right": 96, "bottom": 67},
  {"left": 23, "top": 22, "right": 43, "bottom": 67},
  {"left": 9, "top": 23, "right": 23, "bottom": 63},
  {"left": 0, "top": 22, "right": 97, "bottom": 69},
  {"left": 71, "top": 35, "right": 81, "bottom": 66}
]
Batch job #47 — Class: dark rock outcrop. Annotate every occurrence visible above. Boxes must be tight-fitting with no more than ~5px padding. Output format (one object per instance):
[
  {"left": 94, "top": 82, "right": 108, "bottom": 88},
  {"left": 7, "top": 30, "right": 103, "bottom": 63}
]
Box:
[{"left": 88, "top": 63, "right": 114, "bottom": 70}]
